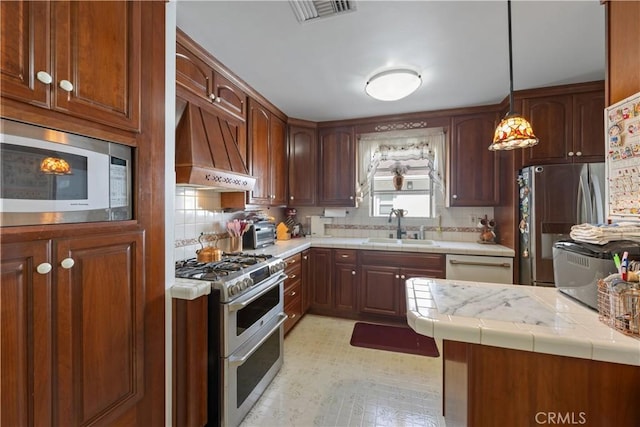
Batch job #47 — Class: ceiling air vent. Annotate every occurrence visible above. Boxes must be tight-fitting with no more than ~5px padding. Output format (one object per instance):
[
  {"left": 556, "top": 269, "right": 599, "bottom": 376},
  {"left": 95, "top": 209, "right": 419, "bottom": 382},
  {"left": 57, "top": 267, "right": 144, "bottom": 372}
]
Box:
[{"left": 289, "top": 0, "right": 356, "bottom": 23}]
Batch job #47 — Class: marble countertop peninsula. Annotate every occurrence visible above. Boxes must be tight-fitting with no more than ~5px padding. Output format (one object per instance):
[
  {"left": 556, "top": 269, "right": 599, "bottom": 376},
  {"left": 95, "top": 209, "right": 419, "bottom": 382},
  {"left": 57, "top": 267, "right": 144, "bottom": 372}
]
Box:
[{"left": 406, "top": 277, "right": 640, "bottom": 366}]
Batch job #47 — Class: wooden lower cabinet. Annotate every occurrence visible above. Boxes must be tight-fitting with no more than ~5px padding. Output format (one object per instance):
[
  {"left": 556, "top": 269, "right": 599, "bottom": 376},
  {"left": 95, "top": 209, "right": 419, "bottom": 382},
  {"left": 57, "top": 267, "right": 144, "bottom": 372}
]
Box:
[
  {"left": 310, "top": 248, "right": 444, "bottom": 320},
  {"left": 284, "top": 252, "right": 303, "bottom": 334},
  {"left": 359, "top": 251, "right": 445, "bottom": 319},
  {"left": 1, "top": 230, "right": 145, "bottom": 427},
  {"left": 443, "top": 340, "right": 640, "bottom": 427}
]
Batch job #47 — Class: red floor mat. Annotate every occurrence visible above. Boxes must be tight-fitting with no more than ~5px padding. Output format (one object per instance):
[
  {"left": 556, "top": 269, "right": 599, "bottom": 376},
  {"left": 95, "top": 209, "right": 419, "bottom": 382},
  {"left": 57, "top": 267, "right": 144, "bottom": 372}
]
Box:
[{"left": 350, "top": 322, "right": 440, "bottom": 357}]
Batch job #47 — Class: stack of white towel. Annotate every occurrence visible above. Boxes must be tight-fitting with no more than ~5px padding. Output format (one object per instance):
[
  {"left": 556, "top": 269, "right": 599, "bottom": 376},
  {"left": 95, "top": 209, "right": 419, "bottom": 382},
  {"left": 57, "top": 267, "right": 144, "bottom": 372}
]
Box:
[{"left": 569, "top": 222, "right": 640, "bottom": 244}]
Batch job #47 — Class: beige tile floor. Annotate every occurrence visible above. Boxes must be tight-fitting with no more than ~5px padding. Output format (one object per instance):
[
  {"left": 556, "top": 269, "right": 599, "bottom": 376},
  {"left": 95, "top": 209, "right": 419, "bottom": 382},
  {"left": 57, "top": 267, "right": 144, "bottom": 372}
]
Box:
[{"left": 240, "top": 314, "right": 446, "bottom": 427}]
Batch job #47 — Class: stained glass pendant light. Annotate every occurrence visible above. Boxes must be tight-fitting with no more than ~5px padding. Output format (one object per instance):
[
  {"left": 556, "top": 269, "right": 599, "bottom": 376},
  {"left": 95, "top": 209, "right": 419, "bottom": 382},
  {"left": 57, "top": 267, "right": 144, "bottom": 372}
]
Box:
[{"left": 488, "top": 0, "right": 538, "bottom": 151}]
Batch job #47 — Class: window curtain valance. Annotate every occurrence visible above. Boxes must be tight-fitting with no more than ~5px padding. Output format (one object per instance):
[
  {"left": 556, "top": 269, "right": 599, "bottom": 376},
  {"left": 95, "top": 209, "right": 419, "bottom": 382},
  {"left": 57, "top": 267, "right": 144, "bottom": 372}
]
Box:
[{"left": 356, "top": 128, "right": 445, "bottom": 199}]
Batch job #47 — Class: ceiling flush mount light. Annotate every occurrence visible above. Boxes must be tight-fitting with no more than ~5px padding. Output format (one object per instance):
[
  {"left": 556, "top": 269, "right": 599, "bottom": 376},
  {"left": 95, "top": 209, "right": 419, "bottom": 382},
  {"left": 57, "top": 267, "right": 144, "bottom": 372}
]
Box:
[
  {"left": 365, "top": 69, "right": 422, "bottom": 102},
  {"left": 489, "top": 0, "right": 538, "bottom": 151}
]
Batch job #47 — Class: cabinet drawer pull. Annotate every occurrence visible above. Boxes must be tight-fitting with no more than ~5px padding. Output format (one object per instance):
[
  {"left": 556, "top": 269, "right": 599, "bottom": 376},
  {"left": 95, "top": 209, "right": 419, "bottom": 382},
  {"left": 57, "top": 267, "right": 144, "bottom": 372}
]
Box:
[
  {"left": 289, "top": 291, "right": 296, "bottom": 297},
  {"left": 36, "top": 71, "right": 53, "bottom": 84},
  {"left": 340, "top": 254, "right": 349, "bottom": 258},
  {"left": 36, "top": 262, "right": 52, "bottom": 275},
  {"left": 289, "top": 313, "right": 296, "bottom": 319},
  {"left": 60, "top": 258, "right": 75, "bottom": 269},
  {"left": 59, "top": 79, "right": 74, "bottom": 92},
  {"left": 289, "top": 274, "right": 297, "bottom": 279},
  {"left": 449, "top": 259, "right": 511, "bottom": 268},
  {"left": 288, "top": 259, "right": 296, "bottom": 264},
  {"left": 303, "top": 255, "right": 308, "bottom": 260}
]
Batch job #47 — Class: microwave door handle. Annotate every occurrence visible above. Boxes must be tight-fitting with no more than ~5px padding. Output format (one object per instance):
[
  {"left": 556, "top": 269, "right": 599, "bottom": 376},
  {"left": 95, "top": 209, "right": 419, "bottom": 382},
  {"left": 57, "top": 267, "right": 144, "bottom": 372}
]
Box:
[{"left": 228, "top": 313, "right": 288, "bottom": 366}]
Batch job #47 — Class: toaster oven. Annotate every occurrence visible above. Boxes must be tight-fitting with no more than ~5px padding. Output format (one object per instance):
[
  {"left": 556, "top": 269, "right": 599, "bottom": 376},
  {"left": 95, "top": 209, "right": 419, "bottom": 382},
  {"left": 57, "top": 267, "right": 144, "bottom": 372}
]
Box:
[{"left": 242, "top": 221, "right": 276, "bottom": 249}]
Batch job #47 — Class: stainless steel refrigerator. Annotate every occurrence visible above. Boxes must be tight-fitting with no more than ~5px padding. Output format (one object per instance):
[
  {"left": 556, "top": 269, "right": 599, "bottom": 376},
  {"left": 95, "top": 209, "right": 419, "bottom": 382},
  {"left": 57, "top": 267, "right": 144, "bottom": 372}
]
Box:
[{"left": 518, "top": 163, "right": 606, "bottom": 286}]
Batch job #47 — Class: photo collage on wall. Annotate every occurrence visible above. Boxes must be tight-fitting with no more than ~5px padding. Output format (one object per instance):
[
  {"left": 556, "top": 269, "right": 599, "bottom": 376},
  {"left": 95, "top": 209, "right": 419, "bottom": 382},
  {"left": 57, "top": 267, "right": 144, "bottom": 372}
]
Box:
[{"left": 606, "top": 92, "right": 640, "bottom": 217}]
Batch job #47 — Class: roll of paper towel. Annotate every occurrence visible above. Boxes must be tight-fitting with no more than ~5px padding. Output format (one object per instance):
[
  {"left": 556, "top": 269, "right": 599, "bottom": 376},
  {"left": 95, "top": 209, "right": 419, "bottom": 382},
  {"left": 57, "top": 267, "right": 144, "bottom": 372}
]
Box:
[{"left": 324, "top": 208, "right": 347, "bottom": 218}]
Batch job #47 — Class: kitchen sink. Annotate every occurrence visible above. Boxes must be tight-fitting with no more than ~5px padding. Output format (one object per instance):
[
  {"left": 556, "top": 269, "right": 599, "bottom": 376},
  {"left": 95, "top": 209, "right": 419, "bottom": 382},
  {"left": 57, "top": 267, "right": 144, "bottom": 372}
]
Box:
[{"left": 365, "top": 237, "right": 438, "bottom": 246}]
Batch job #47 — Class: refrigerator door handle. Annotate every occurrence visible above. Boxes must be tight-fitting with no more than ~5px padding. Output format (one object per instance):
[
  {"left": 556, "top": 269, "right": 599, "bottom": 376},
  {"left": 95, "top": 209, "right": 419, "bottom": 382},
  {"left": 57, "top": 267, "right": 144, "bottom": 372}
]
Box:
[
  {"left": 577, "top": 175, "right": 592, "bottom": 224},
  {"left": 590, "top": 174, "right": 604, "bottom": 224}
]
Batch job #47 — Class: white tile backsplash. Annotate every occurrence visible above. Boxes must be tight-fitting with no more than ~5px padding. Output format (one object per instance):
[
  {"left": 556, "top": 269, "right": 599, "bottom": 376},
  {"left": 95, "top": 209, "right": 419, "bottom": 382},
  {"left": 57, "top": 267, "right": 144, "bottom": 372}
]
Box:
[{"left": 173, "top": 185, "right": 495, "bottom": 261}]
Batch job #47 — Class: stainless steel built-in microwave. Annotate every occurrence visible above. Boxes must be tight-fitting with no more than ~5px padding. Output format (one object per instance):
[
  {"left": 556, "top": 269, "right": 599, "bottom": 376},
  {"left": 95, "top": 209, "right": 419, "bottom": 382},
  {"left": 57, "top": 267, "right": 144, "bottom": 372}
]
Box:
[{"left": 0, "top": 119, "right": 133, "bottom": 226}]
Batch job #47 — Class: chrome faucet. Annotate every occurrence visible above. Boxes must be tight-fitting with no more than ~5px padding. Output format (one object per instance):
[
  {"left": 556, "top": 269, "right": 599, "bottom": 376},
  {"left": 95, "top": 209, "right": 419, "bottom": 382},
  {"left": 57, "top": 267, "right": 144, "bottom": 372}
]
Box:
[{"left": 388, "top": 208, "right": 407, "bottom": 239}]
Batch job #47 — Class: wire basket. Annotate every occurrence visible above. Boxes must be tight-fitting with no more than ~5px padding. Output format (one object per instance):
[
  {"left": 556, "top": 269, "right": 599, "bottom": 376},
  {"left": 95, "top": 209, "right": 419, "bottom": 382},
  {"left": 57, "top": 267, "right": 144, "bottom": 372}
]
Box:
[{"left": 597, "top": 279, "right": 640, "bottom": 337}]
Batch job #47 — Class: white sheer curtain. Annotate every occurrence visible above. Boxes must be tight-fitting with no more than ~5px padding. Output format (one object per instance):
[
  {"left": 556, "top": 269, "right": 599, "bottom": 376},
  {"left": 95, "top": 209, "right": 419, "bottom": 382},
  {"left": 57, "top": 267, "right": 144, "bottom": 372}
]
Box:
[{"left": 357, "top": 128, "right": 445, "bottom": 200}]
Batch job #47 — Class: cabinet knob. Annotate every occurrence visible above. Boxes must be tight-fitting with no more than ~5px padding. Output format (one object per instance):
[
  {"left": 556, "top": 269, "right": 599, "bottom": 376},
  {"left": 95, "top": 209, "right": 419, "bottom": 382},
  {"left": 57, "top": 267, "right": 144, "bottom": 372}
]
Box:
[
  {"left": 60, "top": 258, "right": 75, "bottom": 269},
  {"left": 209, "top": 93, "right": 217, "bottom": 102},
  {"left": 36, "top": 262, "right": 52, "bottom": 275},
  {"left": 452, "top": 195, "right": 458, "bottom": 199},
  {"left": 576, "top": 151, "right": 582, "bottom": 156},
  {"left": 349, "top": 196, "right": 354, "bottom": 200},
  {"left": 36, "top": 71, "right": 53, "bottom": 84},
  {"left": 290, "top": 196, "right": 294, "bottom": 200},
  {"left": 290, "top": 291, "right": 296, "bottom": 297},
  {"left": 303, "top": 256, "right": 308, "bottom": 260},
  {"left": 59, "top": 79, "right": 74, "bottom": 92},
  {"left": 395, "top": 274, "right": 400, "bottom": 279},
  {"left": 290, "top": 313, "right": 296, "bottom": 319},
  {"left": 351, "top": 270, "right": 356, "bottom": 275},
  {"left": 568, "top": 151, "right": 574, "bottom": 157},
  {"left": 288, "top": 259, "right": 296, "bottom": 264},
  {"left": 400, "top": 274, "right": 406, "bottom": 279}
]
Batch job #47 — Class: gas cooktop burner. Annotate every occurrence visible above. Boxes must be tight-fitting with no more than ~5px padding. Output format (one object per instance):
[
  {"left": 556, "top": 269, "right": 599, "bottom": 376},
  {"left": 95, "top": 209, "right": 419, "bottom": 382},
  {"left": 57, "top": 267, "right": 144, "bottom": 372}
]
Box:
[{"left": 175, "top": 253, "right": 275, "bottom": 281}]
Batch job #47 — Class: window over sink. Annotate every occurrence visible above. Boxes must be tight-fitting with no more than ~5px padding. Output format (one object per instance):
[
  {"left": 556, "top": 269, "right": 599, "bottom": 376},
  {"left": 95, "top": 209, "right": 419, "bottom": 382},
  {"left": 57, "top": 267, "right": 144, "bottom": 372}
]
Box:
[{"left": 358, "top": 128, "right": 445, "bottom": 218}]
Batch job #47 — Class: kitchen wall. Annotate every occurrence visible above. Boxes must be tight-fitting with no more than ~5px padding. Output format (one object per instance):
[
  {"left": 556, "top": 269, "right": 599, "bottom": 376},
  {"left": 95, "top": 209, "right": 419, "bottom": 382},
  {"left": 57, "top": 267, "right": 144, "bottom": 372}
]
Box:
[{"left": 174, "top": 186, "right": 495, "bottom": 262}]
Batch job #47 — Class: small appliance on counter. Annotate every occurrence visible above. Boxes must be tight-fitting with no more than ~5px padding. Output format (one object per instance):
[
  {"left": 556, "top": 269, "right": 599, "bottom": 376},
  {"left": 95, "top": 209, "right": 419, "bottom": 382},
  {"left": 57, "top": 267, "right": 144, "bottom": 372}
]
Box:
[
  {"left": 242, "top": 221, "right": 276, "bottom": 249},
  {"left": 552, "top": 239, "right": 640, "bottom": 310}
]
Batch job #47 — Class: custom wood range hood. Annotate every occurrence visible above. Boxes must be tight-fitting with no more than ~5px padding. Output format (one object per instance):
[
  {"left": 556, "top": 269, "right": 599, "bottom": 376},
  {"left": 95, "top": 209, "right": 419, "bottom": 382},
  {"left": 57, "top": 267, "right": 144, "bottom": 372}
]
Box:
[{"left": 175, "top": 99, "right": 256, "bottom": 191}]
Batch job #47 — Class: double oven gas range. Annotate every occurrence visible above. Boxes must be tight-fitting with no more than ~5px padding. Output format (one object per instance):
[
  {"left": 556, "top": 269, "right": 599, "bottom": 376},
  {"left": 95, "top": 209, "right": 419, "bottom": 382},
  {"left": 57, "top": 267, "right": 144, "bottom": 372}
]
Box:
[{"left": 175, "top": 253, "right": 288, "bottom": 427}]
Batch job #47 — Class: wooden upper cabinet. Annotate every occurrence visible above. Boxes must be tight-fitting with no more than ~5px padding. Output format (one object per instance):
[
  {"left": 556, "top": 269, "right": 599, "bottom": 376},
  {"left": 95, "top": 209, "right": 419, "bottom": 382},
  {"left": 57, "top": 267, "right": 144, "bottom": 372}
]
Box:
[
  {"left": 288, "top": 125, "right": 317, "bottom": 206},
  {"left": 247, "top": 99, "right": 287, "bottom": 206},
  {"left": 317, "top": 126, "right": 357, "bottom": 207},
  {"left": 0, "top": 1, "right": 50, "bottom": 107},
  {"left": 176, "top": 30, "right": 246, "bottom": 121},
  {"left": 0, "top": 1, "right": 141, "bottom": 132},
  {"left": 520, "top": 85, "right": 605, "bottom": 166},
  {"left": 449, "top": 112, "right": 500, "bottom": 206}
]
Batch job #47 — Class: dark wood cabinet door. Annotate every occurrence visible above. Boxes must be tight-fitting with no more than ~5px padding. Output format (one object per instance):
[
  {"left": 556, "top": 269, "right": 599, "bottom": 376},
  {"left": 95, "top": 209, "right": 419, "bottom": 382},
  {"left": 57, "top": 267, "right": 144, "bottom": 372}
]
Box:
[
  {"left": 248, "top": 100, "right": 271, "bottom": 205},
  {"left": 334, "top": 263, "right": 357, "bottom": 312},
  {"left": 176, "top": 40, "right": 212, "bottom": 102},
  {"left": 301, "top": 250, "right": 311, "bottom": 313},
  {"left": 1, "top": 240, "right": 53, "bottom": 427},
  {"left": 52, "top": 1, "right": 141, "bottom": 131},
  {"left": 0, "top": 1, "right": 50, "bottom": 107},
  {"left": 572, "top": 90, "right": 605, "bottom": 162},
  {"left": 449, "top": 112, "right": 500, "bottom": 206},
  {"left": 270, "top": 114, "right": 288, "bottom": 206},
  {"left": 317, "top": 126, "right": 356, "bottom": 206},
  {"left": 212, "top": 72, "right": 246, "bottom": 121},
  {"left": 310, "top": 248, "right": 333, "bottom": 310},
  {"left": 359, "top": 265, "right": 400, "bottom": 317},
  {"left": 54, "top": 231, "right": 144, "bottom": 427},
  {"left": 521, "top": 95, "right": 573, "bottom": 165},
  {"left": 288, "top": 125, "right": 317, "bottom": 206}
]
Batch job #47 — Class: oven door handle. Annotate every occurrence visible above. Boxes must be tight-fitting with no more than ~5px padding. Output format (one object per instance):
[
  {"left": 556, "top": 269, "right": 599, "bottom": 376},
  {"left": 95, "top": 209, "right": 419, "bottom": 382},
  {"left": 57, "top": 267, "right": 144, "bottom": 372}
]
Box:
[
  {"left": 228, "top": 312, "right": 288, "bottom": 366},
  {"left": 228, "top": 273, "right": 287, "bottom": 312}
]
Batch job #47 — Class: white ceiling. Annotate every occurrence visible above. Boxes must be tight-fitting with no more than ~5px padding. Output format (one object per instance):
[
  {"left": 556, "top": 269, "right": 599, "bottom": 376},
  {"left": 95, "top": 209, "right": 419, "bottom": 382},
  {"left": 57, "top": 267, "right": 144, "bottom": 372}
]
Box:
[{"left": 175, "top": 0, "right": 605, "bottom": 123}]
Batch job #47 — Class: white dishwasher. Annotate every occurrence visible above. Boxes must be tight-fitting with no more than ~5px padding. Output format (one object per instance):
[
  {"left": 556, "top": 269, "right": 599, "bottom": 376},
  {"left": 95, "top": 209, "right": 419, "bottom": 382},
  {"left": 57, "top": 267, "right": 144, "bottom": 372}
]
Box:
[{"left": 445, "top": 254, "right": 513, "bottom": 284}]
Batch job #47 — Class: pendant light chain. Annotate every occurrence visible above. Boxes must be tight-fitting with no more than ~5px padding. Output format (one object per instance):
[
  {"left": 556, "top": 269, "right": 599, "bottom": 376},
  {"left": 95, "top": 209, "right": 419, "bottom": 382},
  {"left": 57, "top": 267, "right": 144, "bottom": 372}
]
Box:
[{"left": 507, "top": 0, "right": 514, "bottom": 115}]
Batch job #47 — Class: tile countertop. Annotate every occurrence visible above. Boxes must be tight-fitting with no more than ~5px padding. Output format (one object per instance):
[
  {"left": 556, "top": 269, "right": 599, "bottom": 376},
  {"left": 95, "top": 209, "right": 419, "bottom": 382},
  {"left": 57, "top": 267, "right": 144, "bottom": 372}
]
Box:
[
  {"left": 171, "top": 238, "right": 514, "bottom": 300},
  {"left": 406, "top": 277, "right": 640, "bottom": 366},
  {"left": 244, "top": 237, "right": 515, "bottom": 259}
]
